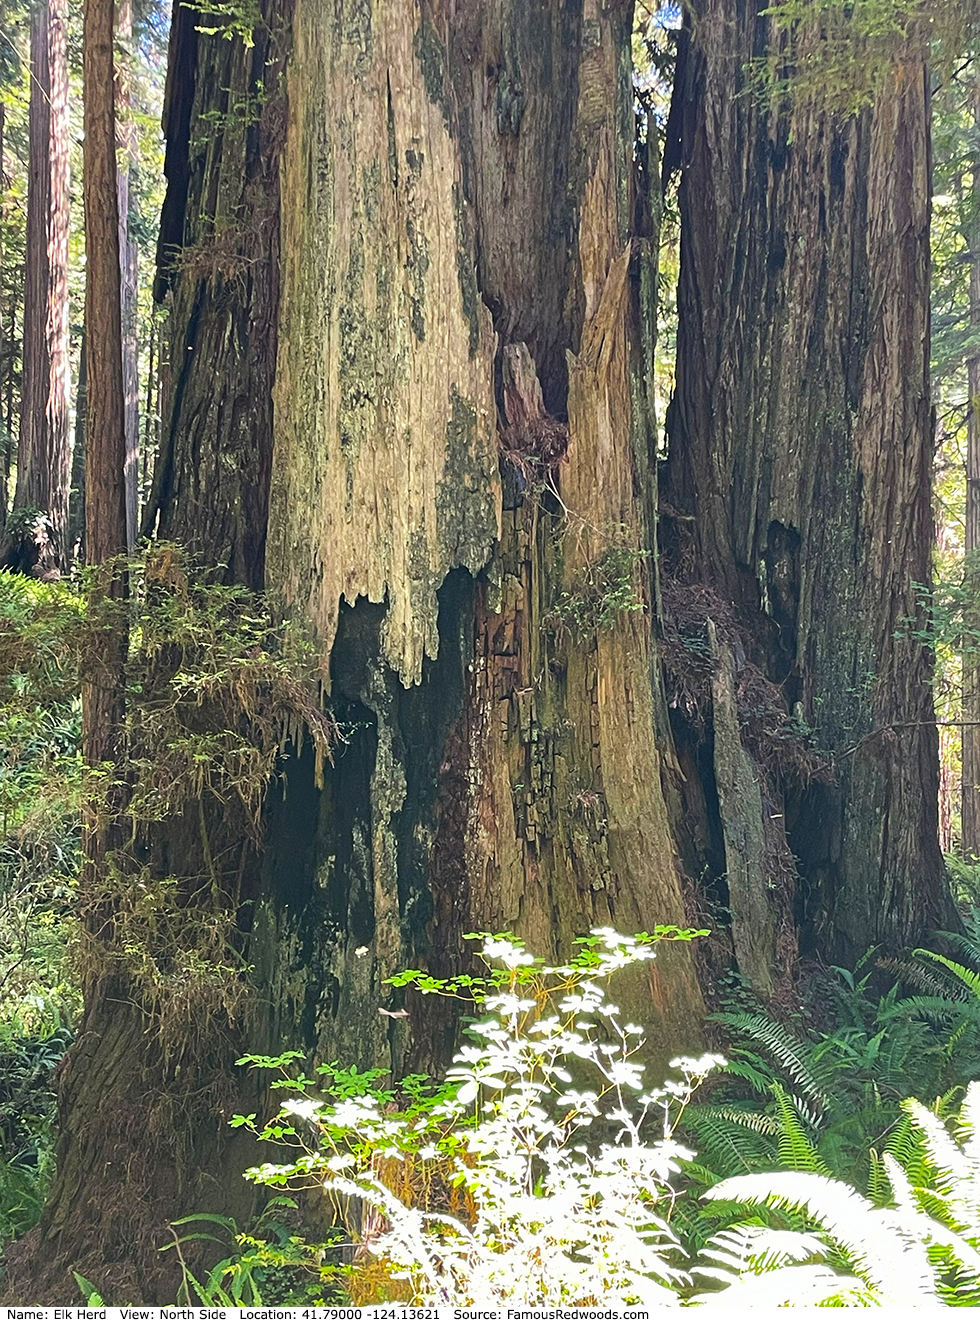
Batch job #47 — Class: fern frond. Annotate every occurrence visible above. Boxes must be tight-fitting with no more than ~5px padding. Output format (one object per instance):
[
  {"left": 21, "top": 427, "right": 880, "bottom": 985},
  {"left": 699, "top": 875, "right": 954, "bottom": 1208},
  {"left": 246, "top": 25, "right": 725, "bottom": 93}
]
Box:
[
  {"left": 878, "top": 956, "right": 961, "bottom": 1000},
  {"left": 884, "top": 1114, "right": 921, "bottom": 1166},
  {"left": 867, "top": 1149, "right": 889, "bottom": 1204},
  {"left": 888, "top": 994, "right": 980, "bottom": 1023},
  {"left": 914, "top": 951, "right": 980, "bottom": 1001},
  {"left": 699, "top": 1223, "right": 828, "bottom": 1274},
  {"left": 719, "top": 1059, "right": 772, "bottom": 1093},
  {"left": 689, "top": 1105, "right": 780, "bottom": 1135},
  {"left": 958, "top": 1080, "right": 980, "bottom": 1164},
  {"left": 936, "top": 1085, "right": 968, "bottom": 1119},
  {"left": 936, "top": 929, "right": 980, "bottom": 971},
  {"left": 770, "top": 1084, "right": 830, "bottom": 1175},
  {"left": 704, "top": 1170, "right": 940, "bottom": 1303},
  {"left": 692, "top": 1260, "right": 870, "bottom": 1307},
  {"left": 933, "top": 1248, "right": 980, "bottom": 1309},
  {"left": 881, "top": 1152, "right": 980, "bottom": 1282},
  {"left": 681, "top": 1110, "right": 775, "bottom": 1178},
  {"left": 711, "top": 1013, "right": 831, "bottom": 1107},
  {"left": 900, "top": 1097, "right": 965, "bottom": 1195}
]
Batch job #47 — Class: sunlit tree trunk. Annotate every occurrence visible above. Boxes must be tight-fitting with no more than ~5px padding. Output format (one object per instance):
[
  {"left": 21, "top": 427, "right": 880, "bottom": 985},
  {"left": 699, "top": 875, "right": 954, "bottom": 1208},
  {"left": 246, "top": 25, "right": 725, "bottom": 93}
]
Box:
[
  {"left": 962, "top": 85, "right": 980, "bottom": 861},
  {"left": 116, "top": 0, "right": 140, "bottom": 548},
  {"left": 7, "top": 0, "right": 71, "bottom": 573}
]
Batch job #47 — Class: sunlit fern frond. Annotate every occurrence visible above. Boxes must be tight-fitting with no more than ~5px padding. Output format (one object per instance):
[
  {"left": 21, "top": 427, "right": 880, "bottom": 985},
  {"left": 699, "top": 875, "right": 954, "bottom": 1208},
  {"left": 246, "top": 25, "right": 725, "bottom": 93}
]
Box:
[
  {"left": 704, "top": 1169, "right": 941, "bottom": 1303},
  {"left": 881, "top": 1150, "right": 980, "bottom": 1284},
  {"left": 710, "top": 1013, "right": 831, "bottom": 1108},
  {"left": 937, "top": 1084, "right": 968, "bottom": 1118},
  {"left": 695, "top": 1260, "right": 872, "bottom": 1306},
  {"left": 930, "top": 1243, "right": 980, "bottom": 1309},
  {"left": 692, "top": 1223, "right": 870, "bottom": 1307},
  {"left": 898, "top": 1088, "right": 980, "bottom": 1233},
  {"left": 884, "top": 1113, "right": 932, "bottom": 1186},
  {"left": 937, "top": 929, "right": 980, "bottom": 971},
  {"left": 901, "top": 1096, "right": 967, "bottom": 1194},
  {"left": 696, "top": 1222, "right": 827, "bottom": 1278},
  {"left": 867, "top": 1148, "right": 890, "bottom": 1204}
]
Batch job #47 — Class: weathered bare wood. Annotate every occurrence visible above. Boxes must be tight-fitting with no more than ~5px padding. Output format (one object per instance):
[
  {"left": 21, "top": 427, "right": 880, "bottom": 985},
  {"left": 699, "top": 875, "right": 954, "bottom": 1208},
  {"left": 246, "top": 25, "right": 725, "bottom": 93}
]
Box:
[{"left": 708, "top": 619, "right": 775, "bottom": 997}]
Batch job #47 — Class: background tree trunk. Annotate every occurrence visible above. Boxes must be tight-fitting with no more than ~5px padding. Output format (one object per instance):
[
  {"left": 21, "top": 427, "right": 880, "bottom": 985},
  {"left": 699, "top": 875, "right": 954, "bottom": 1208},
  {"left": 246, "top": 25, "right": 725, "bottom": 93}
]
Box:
[
  {"left": 664, "top": 0, "right": 955, "bottom": 968},
  {"left": 116, "top": 0, "right": 140, "bottom": 550},
  {"left": 962, "top": 83, "right": 980, "bottom": 860},
  {"left": 7, "top": 0, "right": 71, "bottom": 573},
  {"left": 3, "top": 0, "right": 132, "bottom": 1301},
  {"left": 5, "top": 0, "right": 292, "bottom": 1299}
]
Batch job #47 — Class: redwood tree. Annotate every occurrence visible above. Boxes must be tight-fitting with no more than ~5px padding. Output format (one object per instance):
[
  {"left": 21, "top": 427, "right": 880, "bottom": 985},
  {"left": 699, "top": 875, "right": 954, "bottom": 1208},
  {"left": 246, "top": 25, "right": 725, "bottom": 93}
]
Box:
[
  {"left": 963, "top": 80, "right": 980, "bottom": 859},
  {"left": 8, "top": 0, "right": 960, "bottom": 1302},
  {"left": 663, "top": 0, "right": 957, "bottom": 970},
  {"left": 6, "top": 0, "right": 71, "bottom": 573}
]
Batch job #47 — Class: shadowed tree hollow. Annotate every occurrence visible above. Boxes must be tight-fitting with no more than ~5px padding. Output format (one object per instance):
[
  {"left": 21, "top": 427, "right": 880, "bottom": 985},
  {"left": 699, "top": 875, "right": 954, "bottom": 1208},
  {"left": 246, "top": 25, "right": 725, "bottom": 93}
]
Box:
[{"left": 6, "top": 0, "right": 957, "bottom": 1302}]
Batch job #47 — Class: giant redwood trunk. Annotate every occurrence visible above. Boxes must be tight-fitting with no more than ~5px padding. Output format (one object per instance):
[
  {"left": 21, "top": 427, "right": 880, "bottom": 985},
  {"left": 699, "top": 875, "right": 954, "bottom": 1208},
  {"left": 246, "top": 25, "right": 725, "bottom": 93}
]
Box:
[
  {"left": 663, "top": 1, "right": 957, "bottom": 971},
  {"left": 12, "top": 0, "right": 702, "bottom": 1302},
  {"left": 264, "top": 0, "right": 702, "bottom": 1071}
]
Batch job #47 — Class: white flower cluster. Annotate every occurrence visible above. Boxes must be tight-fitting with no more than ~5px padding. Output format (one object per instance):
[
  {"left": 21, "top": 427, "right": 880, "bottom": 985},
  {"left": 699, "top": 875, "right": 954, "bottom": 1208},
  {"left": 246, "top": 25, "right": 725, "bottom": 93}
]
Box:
[
  {"left": 275, "top": 930, "right": 723, "bottom": 1306},
  {"left": 243, "top": 933, "right": 980, "bottom": 1307}
]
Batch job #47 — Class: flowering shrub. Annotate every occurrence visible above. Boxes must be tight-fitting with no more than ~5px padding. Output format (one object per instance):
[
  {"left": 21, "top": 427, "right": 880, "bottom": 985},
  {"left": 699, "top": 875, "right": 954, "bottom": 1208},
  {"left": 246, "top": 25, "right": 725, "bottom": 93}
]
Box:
[
  {"left": 232, "top": 929, "right": 980, "bottom": 1308},
  {"left": 234, "top": 928, "right": 721, "bottom": 1306}
]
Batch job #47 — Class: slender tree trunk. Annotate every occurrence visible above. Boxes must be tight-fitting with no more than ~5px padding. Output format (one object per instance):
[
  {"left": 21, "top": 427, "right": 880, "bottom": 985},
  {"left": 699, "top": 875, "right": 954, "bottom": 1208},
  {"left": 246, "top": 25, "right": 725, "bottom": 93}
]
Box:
[
  {"left": 82, "top": 0, "right": 126, "bottom": 571},
  {"left": 68, "top": 332, "right": 87, "bottom": 557},
  {"left": 116, "top": 0, "right": 140, "bottom": 549},
  {"left": 8, "top": 0, "right": 71, "bottom": 573},
  {"left": 664, "top": 1, "right": 955, "bottom": 967},
  {"left": 962, "top": 86, "right": 980, "bottom": 860},
  {"left": 141, "top": 317, "right": 154, "bottom": 505},
  {"left": 8, "top": 0, "right": 131, "bottom": 1298},
  {"left": 5, "top": 299, "right": 15, "bottom": 441},
  {"left": 0, "top": 98, "right": 7, "bottom": 529}
]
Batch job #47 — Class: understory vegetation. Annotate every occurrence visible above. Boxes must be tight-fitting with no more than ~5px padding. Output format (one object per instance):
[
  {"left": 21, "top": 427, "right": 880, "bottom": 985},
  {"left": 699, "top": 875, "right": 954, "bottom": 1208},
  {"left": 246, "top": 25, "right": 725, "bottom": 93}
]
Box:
[
  {"left": 150, "top": 934, "right": 980, "bottom": 1307},
  {"left": 10, "top": 563, "right": 980, "bottom": 1304}
]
